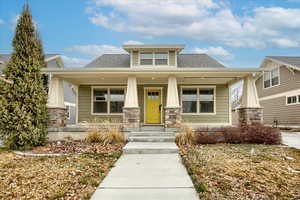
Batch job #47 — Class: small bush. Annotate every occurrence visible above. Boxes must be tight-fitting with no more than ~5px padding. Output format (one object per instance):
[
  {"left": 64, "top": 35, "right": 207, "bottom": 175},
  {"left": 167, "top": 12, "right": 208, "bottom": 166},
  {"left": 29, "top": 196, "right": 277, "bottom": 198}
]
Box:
[
  {"left": 176, "top": 127, "right": 197, "bottom": 146},
  {"left": 85, "top": 129, "right": 102, "bottom": 143},
  {"left": 100, "top": 128, "right": 126, "bottom": 145},
  {"left": 194, "top": 123, "right": 281, "bottom": 145}
]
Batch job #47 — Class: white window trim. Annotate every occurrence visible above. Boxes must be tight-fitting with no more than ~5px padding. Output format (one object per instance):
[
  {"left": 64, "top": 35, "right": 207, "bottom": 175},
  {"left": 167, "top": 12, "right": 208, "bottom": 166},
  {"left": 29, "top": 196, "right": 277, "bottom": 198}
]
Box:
[
  {"left": 139, "top": 51, "right": 169, "bottom": 66},
  {"left": 286, "top": 94, "right": 300, "bottom": 106},
  {"left": 263, "top": 66, "right": 280, "bottom": 89},
  {"left": 91, "top": 86, "right": 126, "bottom": 115},
  {"left": 180, "top": 85, "right": 216, "bottom": 115}
]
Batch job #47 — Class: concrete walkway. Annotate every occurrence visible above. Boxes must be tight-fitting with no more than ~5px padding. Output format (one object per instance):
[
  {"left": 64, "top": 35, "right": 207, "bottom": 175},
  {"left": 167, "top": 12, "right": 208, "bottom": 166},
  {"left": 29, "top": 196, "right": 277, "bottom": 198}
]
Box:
[
  {"left": 282, "top": 132, "right": 300, "bottom": 149},
  {"left": 91, "top": 154, "right": 199, "bottom": 200}
]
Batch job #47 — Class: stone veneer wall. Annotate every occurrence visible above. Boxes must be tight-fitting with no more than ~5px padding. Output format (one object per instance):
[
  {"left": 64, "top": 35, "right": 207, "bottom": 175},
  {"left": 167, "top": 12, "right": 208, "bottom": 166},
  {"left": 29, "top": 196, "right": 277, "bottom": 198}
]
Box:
[
  {"left": 123, "top": 107, "right": 140, "bottom": 131},
  {"left": 237, "top": 107, "right": 263, "bottom": 126},
  {"left": 48, "top": 107, "right": 67, "bottom": 127},
  {"left": 165, "top": 107, "right": 182, "bottom": 129}
]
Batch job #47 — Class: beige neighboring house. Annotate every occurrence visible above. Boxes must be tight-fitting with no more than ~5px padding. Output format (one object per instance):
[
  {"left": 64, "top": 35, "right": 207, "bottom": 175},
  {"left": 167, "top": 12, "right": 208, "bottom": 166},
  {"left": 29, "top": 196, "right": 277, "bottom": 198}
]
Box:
[
  {"left": 43, "top": 44, "right": 266, "bottom": 131},
  {"left": 256, "top": 56, "right": 300, "bottom": 127}
]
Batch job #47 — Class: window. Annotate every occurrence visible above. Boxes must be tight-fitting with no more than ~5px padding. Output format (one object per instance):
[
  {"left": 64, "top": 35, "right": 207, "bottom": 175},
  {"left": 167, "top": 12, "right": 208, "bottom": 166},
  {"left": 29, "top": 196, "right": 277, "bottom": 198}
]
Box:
[
  {"left": 155, "top": 52, "right": 168, "bottom": 65},
  {"left": 287, "top": 95, "right": 300, "bottom": 105},
  {"left": 140, "top": 52, "right": 153, "bottom": 65},
  {"left": 182, "top": 87, "right": 215, "bottom": 114},
  {"left": 92, "top": 88, "right": 125, "bottom": 114},
  {"left": 140, "top": 52, "right": 169, "bottom": 65},
  {"left": 264, "top": 67, "right": 279, "bottom": 88}
]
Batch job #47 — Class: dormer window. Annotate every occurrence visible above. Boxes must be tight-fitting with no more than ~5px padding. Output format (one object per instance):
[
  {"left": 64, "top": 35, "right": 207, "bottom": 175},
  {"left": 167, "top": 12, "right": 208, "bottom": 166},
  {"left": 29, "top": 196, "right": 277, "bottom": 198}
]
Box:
[
  {"left": 140, "top": 52, "right": 153, "bottom": 65},
  {"left": 139, "top": 52, "right": 169, "bottom": 66}
]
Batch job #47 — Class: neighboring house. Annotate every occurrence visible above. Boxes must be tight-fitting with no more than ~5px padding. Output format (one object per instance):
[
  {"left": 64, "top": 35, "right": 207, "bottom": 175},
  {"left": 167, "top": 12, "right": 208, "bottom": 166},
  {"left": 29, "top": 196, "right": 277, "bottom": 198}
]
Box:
[
  {"left": 43, "top": 44, "right": 265, "bottom": 130},
  {"left": 256, "top": 56, "right": 300, "bottom": 127},
  {"left": 0, "top": 54, "right": 76, "bottom": 124}
]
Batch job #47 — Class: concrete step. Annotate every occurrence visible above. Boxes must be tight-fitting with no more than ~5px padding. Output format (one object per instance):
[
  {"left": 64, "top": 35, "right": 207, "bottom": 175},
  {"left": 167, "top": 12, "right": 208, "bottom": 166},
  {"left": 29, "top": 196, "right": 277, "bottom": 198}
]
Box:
[
  {"left": 123, "top": 142, "right": 179, "bottom": 154},
  {"left": 141, "top": 126, "right": 165, "bottom": 132},
  {"left": 129, "top": 131, "right": 176, "bottom": 137},
  {"left": 129, "top": 136, "right": 175, "bottom": 142}
]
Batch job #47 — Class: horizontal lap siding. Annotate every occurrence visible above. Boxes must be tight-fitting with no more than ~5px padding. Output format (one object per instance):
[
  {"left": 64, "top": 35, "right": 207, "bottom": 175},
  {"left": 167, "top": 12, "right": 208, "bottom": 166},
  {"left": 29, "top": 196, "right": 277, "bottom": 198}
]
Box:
[
  {"left": 78, "top": 86, "right": 123, "bottom": 123},
  {"left": 181, "top": 85, "right": 229, "bottom": 123},
  {"left": 261, "top": 97, "right": 300, "bottom": 125},
  {"left": 256, "top": 65, "right": 300, "bottom": 98}
]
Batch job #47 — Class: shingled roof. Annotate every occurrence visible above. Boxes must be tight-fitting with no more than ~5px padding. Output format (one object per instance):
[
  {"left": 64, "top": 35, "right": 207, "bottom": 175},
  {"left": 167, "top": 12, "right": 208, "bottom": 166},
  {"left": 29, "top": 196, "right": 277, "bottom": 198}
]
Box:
[
  {"left": 85, "top": 53, "right": 225, "bottom": 68},
  {"left": 266, "top": 56, "right": 300, "bottom": 70}
]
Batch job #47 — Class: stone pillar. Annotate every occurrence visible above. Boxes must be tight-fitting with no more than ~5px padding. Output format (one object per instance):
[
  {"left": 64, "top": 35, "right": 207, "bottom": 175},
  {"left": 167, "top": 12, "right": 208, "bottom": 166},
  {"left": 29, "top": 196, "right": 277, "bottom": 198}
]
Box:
[
  {"left": 165, "top": 76, "right": 181, "bottom": 130},
  {"left": 123, "top": 76, "right": 140, "bottom": 131},
  {"left": 238, "top": 75, "right": 263, "bottom": 126},
  {"left": 47, "top": 76, "right": 66, "bottom": 127}
]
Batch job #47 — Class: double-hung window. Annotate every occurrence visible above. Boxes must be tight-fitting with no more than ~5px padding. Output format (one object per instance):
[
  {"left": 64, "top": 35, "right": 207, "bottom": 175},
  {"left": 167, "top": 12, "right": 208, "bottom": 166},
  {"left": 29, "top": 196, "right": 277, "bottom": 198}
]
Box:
[
  {"left": 182, "top": 87, "right": 215, "bottom": 114},
  {"left": 286, "top": 94, "right": 300, "bottom": 105},
  {"left": 264, "top": 67, "right": 279, "bottom": 89},
  {"left": 140, "top": 52, "right": 168, "bottom": 65},
  {"left": 92, "top": 88, "right": 125, "bottom": 114},
  {"left": 140, "top": 52, "right": 153, "bottom": 65},
  {"left": 155, "top": 52, "right": 168, "bottom": 65}
]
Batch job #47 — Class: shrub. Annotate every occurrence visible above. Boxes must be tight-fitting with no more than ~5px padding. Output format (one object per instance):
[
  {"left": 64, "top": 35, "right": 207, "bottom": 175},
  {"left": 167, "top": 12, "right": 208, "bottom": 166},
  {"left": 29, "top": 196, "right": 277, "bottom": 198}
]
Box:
[
  {"left": 176, "top": 127, "right": 197, "bottom": 146},
  {"left": 85, "top": 129, "right": 102, "bottom": 143},
  {"left": 194, "top": 123, "right": 281, "bottom": 145}
]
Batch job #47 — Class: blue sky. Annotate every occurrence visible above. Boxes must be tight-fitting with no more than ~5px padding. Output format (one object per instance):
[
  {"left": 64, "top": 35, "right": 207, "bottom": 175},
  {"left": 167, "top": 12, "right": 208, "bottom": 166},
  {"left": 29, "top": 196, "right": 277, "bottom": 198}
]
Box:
[{"left": 1, "top": 0, "right": 300, "bottom": 68}]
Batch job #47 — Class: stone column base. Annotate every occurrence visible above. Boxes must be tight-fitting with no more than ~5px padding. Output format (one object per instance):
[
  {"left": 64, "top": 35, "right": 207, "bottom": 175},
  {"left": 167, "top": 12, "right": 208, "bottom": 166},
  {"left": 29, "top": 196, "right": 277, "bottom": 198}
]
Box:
[
  {"left": 48, "top": 107, "right": 67, "bottom": 127},
  {"left": 237, "top": 107, "right": 263, "bottom": 126},
  {"left": 165, "top": 107, "right": 182, "bottom": 130},
  {"left": 123, "top": 107, "right": 140, "bottom": 131}
]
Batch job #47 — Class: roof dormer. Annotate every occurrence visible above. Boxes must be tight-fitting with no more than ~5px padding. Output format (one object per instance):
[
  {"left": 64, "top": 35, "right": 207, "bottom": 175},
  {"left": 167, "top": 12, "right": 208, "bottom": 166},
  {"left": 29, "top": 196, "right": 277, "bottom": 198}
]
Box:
[{"left": 122, "top": 44, "right": 185, "bottom": 68}]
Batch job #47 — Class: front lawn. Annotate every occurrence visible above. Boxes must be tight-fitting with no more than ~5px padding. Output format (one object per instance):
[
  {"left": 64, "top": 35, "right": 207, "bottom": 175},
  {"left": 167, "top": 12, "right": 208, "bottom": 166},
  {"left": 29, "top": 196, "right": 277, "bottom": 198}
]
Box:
[
  {"left": 0, "top": 142, "right": 123, "bottom": 200},
  {"left": 180, "top": 144, "right": 300, "bottom": 200}
]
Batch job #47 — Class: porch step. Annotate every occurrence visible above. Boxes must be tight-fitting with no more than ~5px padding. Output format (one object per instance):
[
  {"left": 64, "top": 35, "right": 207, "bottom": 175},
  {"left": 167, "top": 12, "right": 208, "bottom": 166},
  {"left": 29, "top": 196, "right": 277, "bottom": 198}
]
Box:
[
  {"left": 123, "top": 142, "right": 179, "bottom": 154},
  {"left": 129, "top": 136, "right": 175, "bottom": 142},
  {"left": 141, "top": 126, "right": 165, "bottom": 132},
  {"left": 129, "top": 131, "right": 176, "bottom": 137}
]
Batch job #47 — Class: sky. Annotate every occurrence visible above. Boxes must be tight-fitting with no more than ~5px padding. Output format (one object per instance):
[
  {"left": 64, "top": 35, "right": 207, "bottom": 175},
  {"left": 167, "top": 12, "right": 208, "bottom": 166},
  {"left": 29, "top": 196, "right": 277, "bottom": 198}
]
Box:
[{"left": 1, "top": 0, "right": 300, "bottom": 68}]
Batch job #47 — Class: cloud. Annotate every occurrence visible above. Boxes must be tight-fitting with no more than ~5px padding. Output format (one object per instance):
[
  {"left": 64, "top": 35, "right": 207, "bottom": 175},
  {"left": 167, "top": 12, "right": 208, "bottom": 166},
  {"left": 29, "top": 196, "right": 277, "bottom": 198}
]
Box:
[
  {"left": 0, "top": 19, "right": 4, "bottom": 24},
  {"left": 87, "top": 0, "right": 300, "bottom": 48},
  {"left": 123, "top": 40, "right": 144, "bottom": 45},
  {"left": 61, "top": 56, "right": 90, "bottom": 68},
  {"left": 65, "top": 44, "right": 126, "bottom": 57},
  {"left": 194, "top": 46, "right": 234, "bottom": 60}
]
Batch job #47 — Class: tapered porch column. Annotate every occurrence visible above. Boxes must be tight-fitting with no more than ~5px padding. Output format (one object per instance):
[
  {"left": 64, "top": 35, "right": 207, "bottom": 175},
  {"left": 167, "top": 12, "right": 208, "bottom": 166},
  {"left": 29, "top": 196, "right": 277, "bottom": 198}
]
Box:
[
  {"left": 165, "top": 76, "right": 182, "bottom": 130},
  {"left": 237, "top": 75, "right": 263, "bottom": 126},
  {"left": 47, "top": 76, "right": 67, "bottom": 127},
  {"left": 123, "top": 76, "right": 140, "bottom": 131}
]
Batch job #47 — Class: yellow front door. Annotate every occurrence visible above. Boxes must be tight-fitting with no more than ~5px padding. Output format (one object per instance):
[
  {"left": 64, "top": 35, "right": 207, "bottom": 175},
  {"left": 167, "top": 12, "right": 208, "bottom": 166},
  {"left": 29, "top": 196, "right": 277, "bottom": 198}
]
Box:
[{"left": 145, "top": 89, "right": 161, "bottom": 124}]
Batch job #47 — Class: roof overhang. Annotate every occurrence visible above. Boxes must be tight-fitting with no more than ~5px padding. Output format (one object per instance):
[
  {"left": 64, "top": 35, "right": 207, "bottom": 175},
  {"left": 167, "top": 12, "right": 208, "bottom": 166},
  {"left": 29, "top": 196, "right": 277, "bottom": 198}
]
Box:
[
  {"left": 43, "top": 68, "right": 268, "bottom": 85},
  {"left": 122, "top": 44, "right": 185, "bottom": 53},
  {"left": 262, "top": 57, "right": 300, "bottom": 71}
]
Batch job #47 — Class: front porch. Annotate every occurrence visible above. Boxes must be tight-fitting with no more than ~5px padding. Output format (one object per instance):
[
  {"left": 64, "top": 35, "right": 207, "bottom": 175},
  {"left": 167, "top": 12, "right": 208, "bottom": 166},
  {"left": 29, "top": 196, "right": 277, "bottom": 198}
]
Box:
[{"left": 44, "top": 68, "right": 266, "bottom": 131}]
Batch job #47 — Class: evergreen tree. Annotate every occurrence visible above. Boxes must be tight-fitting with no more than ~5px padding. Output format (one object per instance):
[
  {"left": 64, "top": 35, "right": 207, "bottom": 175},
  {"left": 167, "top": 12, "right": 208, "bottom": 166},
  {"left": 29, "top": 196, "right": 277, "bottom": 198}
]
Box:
[{"left": 0, "top": 4, "right": 48, "bottom": 149}]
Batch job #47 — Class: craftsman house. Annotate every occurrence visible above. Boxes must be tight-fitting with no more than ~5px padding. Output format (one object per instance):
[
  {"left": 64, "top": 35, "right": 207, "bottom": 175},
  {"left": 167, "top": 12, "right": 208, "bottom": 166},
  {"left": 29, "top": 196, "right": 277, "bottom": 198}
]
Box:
[
  {"left": 44, "top": 44, "right": 266, "bottom": 130},
  {"left": 256, "top": 56, "right": 300, "bottom": 127}
]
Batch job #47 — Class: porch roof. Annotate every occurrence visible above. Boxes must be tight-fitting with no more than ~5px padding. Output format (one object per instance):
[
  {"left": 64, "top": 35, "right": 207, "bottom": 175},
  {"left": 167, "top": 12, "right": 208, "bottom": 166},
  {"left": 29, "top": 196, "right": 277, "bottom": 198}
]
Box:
[{"left": 42, "top": 67, "right": 269, "bottom": 85}]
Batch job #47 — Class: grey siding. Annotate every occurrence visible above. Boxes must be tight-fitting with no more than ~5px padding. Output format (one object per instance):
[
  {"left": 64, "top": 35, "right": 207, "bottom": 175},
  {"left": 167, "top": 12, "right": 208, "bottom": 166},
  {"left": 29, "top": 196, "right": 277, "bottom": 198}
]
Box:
[
  {"left": 261, "top": 97, "right": 300, "bottom": 125},
  {"left": 78, "top": 85, "right": 123, "bottom": 123},
  {"left": 181, "top": 85, "right": 230, "bottom": 123},
  {"left": 256, "top": 65, "right": 300, "bottom": 98}
]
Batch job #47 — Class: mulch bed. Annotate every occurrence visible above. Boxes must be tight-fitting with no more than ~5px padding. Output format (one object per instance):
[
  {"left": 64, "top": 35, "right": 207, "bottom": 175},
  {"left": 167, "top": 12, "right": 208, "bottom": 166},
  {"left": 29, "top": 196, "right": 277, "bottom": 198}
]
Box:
[
  {"left": 0, "top": 141, "right": 124, "bottom": 200},
  {"left": 180, "top": 144, "right": 300, "bottom": 200}
]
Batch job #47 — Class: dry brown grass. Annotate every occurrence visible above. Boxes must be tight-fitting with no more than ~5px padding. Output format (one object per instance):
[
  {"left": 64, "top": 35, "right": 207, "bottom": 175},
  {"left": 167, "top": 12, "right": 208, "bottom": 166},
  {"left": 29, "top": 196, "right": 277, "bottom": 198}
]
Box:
[
  {"left": 180, "top": 144, "right": 300, "bottom": 200},
  {"left": 85, "top": 119, "right": 126, "bottom": 144},
  {"left": 176, "top": 127, "right": 197, "bottom": 146}
]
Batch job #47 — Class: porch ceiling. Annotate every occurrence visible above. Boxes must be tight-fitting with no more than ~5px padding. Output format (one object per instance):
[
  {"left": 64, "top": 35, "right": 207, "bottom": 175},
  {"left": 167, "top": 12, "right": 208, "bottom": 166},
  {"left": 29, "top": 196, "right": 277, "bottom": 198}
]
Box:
[{"left": 43, "top": 68, "right": 268, "bottom": 85}]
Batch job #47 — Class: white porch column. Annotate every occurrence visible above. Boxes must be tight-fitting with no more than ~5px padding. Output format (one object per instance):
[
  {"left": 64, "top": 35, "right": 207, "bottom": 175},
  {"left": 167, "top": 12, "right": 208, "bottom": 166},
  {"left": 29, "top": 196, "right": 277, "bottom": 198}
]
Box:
[
  {"left": 47, "top": 76, "right": 67, "bottom": 127},
  {"left": 123, "top": 76, "right": 140, "bottom": 131},
  {"left": 238, "top": 75, "right": 263, "bottom": 126},
  {"left": 165, "top": 76, "right": 181, "bottom": 130},
  {"left": 47, "top": 77, "right": 65, "bottom": 108},
  {"left": 240, "top": 75, "right": 260, "bottom": 108},
  {"left": 124, "top": 76, "right": 138, "bottom": 108},
  {"left": 166, "top": 76, "right": 180, "bottom": 108}
]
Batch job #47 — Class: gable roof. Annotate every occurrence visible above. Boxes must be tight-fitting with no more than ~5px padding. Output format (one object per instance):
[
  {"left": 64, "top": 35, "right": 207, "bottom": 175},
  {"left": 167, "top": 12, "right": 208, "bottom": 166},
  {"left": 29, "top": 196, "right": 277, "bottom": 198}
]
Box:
[
  {"left": 265, "top": 56, "right": 300, "bottom": 70},
  {"left": 85, "top": 53, "right": 225, "bottom": 68},
  {"left": 0, "top": 54, "right": 61, "bottom": 73}
]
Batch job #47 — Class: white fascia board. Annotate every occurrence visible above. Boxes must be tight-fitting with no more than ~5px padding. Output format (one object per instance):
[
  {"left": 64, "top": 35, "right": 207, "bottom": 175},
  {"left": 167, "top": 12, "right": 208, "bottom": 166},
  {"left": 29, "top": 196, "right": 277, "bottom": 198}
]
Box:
[{"left": 264, "top": 57, "right": 300, "bottom": 72}]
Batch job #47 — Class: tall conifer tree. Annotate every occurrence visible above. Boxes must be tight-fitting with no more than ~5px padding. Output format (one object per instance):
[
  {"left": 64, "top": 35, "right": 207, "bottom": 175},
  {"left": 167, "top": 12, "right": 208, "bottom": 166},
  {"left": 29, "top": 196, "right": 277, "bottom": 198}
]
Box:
[{"left": 0, "top": 4, "right": 48, "bottom": 149}]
